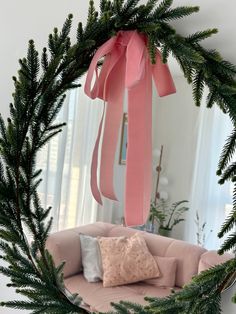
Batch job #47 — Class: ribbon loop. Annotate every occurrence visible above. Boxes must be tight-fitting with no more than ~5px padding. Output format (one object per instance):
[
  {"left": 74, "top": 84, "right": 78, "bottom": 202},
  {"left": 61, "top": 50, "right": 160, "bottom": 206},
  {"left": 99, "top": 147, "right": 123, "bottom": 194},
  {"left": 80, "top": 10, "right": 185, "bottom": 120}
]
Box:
[
  {"left": 125, "top": 31, "right": 146, "bottom": 89},
  {"left": 85, "top": 30, "right": 176, "bottom": 226},
  {"left": 84, "top": 36, "right": 117, "bottom": 100}
]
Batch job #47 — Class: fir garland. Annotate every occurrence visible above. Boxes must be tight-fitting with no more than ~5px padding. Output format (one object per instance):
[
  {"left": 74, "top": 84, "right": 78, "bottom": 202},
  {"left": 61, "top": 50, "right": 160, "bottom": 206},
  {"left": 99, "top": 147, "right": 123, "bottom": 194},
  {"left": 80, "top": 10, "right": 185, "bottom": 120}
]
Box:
[{"left": 0, "top": 0, "right": 235, "bottom": 313}]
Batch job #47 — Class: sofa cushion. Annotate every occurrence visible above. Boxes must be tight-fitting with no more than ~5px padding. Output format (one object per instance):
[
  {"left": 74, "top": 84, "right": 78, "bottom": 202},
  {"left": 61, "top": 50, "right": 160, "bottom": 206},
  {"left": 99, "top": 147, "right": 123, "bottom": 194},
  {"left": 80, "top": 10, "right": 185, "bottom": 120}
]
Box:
[
  {"left": 64, "top": 274, "right": 181, "bottom": 312},
  {"left": 165, "top": 239, "right": 206, "bottom": 287},
  {"left": 98, "top": 233, "right": 160, "bottom": 287},
  {"left": 80, "top": 234, "right": 103, "bottom": 282},
  {"left": 198, "top": 250, "right": 233, "bottom": 273},
  {"left": 46, "top": 229, "right": 81, "bottom": 278},
  {"left": 144, "top": 256, "right": 177, "bottom": 287},
  {"left": 46, "top": 222, "right": 113, "bottom": 278},
  {"left": 108, "top": 225, "right": 207, "bottom": 287}
]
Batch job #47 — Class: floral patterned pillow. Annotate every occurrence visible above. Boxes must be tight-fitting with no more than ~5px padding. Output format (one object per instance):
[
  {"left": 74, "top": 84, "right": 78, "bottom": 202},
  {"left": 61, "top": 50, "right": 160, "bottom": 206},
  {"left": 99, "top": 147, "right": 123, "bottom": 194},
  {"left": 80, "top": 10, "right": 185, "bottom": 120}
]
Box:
[{"left": 97, "top": 233, "right": 160, "bottom": 287}]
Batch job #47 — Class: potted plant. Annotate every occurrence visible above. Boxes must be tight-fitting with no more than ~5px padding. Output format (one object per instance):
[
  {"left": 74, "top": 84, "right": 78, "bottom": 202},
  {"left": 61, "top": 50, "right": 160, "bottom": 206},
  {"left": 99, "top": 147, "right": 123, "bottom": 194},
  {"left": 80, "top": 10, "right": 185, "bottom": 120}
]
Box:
[{"left": 148, "top": 199, "right": 189, "bottom": 237}]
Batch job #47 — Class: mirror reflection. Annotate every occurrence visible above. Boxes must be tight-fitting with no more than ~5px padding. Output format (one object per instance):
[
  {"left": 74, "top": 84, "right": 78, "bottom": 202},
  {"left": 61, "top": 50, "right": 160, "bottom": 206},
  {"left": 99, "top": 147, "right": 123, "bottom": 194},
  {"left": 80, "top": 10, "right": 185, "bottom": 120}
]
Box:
[
  {"left": 36, "top": 69, "right": 232, "bottom": 251},
  {"left": 153, "top": 73, "right": 232, "bottom": 249}
]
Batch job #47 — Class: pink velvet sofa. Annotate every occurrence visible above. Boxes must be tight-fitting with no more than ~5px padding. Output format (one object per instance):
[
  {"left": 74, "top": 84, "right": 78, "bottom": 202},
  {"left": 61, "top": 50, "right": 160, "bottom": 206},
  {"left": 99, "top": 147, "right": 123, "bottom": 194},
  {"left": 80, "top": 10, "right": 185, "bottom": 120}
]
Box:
[{"left": 46, "top": 222, "right": 232, "bottom": 312}]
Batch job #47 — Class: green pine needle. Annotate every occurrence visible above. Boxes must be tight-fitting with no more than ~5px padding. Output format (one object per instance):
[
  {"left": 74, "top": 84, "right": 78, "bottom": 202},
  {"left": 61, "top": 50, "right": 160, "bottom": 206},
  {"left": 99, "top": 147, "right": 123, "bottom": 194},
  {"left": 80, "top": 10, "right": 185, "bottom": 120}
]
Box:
[
  {"left": 218, "top": 128, "right": 236, "bottom": 172},
  {"left": 187, "top": 28, "right": 218, "bottom": 44},
  {"left": 160, "top": 6, "right": 200, "bottom": 21},
  {"left": 192, "top": 70, "right": 205, "bottom": 106}
]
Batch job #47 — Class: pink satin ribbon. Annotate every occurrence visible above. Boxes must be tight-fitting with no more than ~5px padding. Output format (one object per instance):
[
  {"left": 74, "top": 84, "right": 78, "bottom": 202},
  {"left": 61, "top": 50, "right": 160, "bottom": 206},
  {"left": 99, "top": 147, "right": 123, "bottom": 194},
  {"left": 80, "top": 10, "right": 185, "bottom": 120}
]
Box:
[{"left": 85, "top": 31, "right": 176, "bottom": 226}]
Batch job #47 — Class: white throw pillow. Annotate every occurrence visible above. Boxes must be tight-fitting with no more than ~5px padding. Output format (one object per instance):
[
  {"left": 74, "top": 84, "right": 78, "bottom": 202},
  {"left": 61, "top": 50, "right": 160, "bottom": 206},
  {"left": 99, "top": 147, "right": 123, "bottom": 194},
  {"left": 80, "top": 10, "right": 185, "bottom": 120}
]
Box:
[{"left": 79, "top": 234, "right": 103, "bottom": 282}]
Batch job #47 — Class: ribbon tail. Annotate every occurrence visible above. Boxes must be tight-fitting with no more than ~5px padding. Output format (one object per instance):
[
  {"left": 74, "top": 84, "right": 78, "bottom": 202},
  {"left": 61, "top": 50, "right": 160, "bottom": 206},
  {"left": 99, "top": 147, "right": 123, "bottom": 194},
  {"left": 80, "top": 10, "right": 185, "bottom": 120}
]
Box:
[
  {"left": 125, "top": 60, "right": 153, "bottom": 226},
  {"left": 100, "top": 54, "right": 126, "bottom": 200},
  {"left": 90, "top": 105, "right": 105, "bottom": 205},
  {"left": 85, "top": 34, "right": 123, "bottom": 205},
  {"left": 152, "top": 50, "right": 176, "bottom": 97}
]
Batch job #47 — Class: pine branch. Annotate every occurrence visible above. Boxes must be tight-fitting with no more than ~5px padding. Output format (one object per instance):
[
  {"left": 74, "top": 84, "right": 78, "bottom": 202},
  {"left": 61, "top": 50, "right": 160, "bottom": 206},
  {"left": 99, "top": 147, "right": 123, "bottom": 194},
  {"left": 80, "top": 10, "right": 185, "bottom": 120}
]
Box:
[
  {"left": 217, "top": 128, "right": 236, "bottom": 174},
  {"left": 218, "top": 232, "right": 236, "bottom": 254},
  {"left": 165, "top": 35, "right": 205, "bottom": 64},
  {"left": 218, "top": 161, "right": 236, "bottom": 184},
  {"left": 192, "top": 70, "right": 205, "bottom": 106},
  {"left": 114, "top": 0, "right": 125, "bottom": 14},
  {"left": 206, "top": 89, "right": 217, "bottom": 108},
  {"left": 161, "top": 44, "right": 170, "bottom": 63},
  {"left": 176, "top": 56, "right": 194, "bottom": 83},
  {"left": 122, "top": 0, "right": 140, "bottom": 13},
  {"left": 187, "top": 28, "right": 218, "bottom": 44},
  {"left": 144, "top": 260, "right": 235, "bottom": 313},
  {"left": 232, "top": 292, "right": 236, "bottom": 303},
  {"left": 160, "top": 6, "right": 199, "bottom": 21},
  {"left": 87, "top": 0, "right": 98, "bottom": 27},
  {"left": 218, "top": 207, "right": 236, "bottom": 239},
  {"left": 153, "top": 0, "right": 173, "bottom": 18},
  {"left": 120, "top": 300, "right": 147, "bottom": 314}
]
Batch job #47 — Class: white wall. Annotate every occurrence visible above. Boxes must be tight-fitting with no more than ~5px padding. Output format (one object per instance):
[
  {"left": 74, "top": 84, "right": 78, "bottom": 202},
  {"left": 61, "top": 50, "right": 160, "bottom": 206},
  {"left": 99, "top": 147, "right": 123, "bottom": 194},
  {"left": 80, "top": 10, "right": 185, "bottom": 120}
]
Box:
[
  {"left": 0, "top": 0, "right": 91, "bottom": 120},
  {"left": 153, "top": 76, "right": 199, "bottom": 239},
  {"left": 222, "top": 286, "right": 236, "bottom": 314}
]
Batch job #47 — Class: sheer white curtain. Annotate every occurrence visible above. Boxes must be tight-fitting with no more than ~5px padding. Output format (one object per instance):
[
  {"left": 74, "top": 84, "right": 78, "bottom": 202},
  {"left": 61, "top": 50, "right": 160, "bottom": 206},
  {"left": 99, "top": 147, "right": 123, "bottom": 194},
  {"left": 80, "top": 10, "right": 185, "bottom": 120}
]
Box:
[
  {"left": 185, "top": 91, "right": 233, "bottom": 249},
  {"left": 37, "top": 79, "right": 115, "bottom": 232}
]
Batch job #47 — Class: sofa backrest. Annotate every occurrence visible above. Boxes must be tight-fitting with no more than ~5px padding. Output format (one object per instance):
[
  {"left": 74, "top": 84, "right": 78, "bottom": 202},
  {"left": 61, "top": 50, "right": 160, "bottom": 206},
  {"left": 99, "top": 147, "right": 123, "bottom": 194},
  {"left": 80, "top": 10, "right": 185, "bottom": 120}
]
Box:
[
  {"left": 46, "top": 222, "right": 113, "bottom": 278},
  {"left": 46, "top": 222, "right": 207, "bottom": 286},
  {"left": 107, "top": 225, "right": 207, "bottom": 287}
]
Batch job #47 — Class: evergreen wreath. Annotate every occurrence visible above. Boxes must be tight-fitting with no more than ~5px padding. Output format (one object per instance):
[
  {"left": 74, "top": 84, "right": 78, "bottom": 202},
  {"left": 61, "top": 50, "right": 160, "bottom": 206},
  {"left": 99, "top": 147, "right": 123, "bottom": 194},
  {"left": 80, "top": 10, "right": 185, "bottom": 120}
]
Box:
[{"left": 0, "top": 0, "right": 235, "bottom": 313}]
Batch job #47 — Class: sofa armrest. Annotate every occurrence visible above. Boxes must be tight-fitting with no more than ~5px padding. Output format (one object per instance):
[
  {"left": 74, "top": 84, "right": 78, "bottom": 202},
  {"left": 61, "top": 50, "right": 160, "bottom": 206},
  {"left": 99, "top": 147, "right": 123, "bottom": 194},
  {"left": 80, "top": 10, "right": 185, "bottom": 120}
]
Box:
[
  {"left": 46, "top": 229, "right": 82, "bottom": 279},
  {"left": 198, "top": 250, "right": 233, "bottom": 273}
]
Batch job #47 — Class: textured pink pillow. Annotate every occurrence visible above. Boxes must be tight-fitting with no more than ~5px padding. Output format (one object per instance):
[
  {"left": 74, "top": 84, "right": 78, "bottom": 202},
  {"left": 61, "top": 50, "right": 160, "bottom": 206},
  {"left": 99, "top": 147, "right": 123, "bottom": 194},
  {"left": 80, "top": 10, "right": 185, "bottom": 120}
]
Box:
[
  {"left": 144, "top": 256, "right": 177, "bottom": 287},
  {"left": 98, "top": 233, "right": 160, "bottom": 287}
]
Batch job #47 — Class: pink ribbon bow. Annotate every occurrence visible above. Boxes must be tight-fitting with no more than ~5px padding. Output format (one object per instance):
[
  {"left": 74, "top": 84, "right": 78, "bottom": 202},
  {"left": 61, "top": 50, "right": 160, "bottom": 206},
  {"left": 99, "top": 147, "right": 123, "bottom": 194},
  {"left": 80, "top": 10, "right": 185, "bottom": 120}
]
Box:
[{"left": 85, "top": 30, "right": 176, "bottom": 226}]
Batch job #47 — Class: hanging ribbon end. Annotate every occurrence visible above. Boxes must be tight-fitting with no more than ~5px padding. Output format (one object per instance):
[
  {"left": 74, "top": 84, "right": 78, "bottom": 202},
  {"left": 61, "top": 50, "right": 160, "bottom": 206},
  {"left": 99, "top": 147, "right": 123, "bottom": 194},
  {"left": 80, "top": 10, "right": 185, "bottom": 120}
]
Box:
[{"left": 95, "top": 195, "right": 103, "bottom": 206}]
